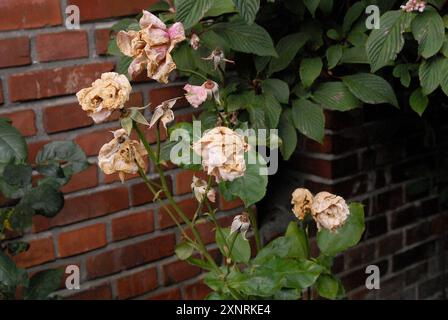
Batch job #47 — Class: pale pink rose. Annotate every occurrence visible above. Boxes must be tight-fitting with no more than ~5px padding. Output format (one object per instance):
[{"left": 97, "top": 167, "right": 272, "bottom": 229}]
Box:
[
  {"left": 117, "top": 10, "right": 185, "bottom": 83},
  {"left": 184, "top": 84, "right": 208, "bottom": 108}
]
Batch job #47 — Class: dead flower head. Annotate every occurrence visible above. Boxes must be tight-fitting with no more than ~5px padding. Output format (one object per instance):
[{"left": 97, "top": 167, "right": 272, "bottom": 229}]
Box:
[
  {"left": 311, "top": 191, "right": 350, "bottom": 232},
  {"left": 191, "top": 176, "right": 216, "bottom": 203},
  {"left": 148, "top": 97, "right": 180, "bottom": 130},
  {"left": 230, "top": 213, "right": 251, "bottom": 240},
  {"left": 291, "top": 188, "right": 314, "bottom": 220}
]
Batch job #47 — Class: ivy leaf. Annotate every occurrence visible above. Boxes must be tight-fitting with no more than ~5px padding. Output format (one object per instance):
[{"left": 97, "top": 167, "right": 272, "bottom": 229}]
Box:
[
  {"left": 409, "top": 88, "right": 429, "bottom": 116},
  {"left": 24, "top": 269, "right": 64, "bottom": 300},
  {"left": 342, "top": 73, "right": 399, "bottom": 107},
  {"left": 216, "top": 228, "right": 251, "bottom": 263},
  {"left": 412, "top": 10, "right": 445, "bottom": 59},
  {"left": 262, "top": 79, "right": 290, "bottom": 104},
  {"left": 278, "top": 109, "right": 297, "bottom": 160},
  {"left": 233, "top": 0, "right": 260, "bottom": 24},
  {"left": 292, "top": 99, "right": 325, "bottom": 144},
  {"left": 303, "top": 0, "right": 321, "bottom": 17},
  {"left": 300, "top": 57, "right": 323, "bottom": 88},
  {"left": 175, "top": 0, "right": 213, "bottom": 29},
  {"left": 312, "top": 82, "right": 360, "bottom": 111},
  {"left": 0, "top": 119, "right": 28, "bottom": 170},
  {"left": 6, "top": 241, "right": 30, "bottom": 256},
  {"left": 326, "top": 45, "right": 342, "bottom": 69},
  {"left": 268, "top": 33, "right": 309, "bottom": 75},
  {"left": 175, "top": 241, "right": 195, "bottom": 260},
  {"left": 212, "top": 21, "right": 277, "bottom": 57},
  {"left": 0, "top": 163, "right": 32, "bottom": 199},
  {"left": 317, "top": 203, "right": 365, "bottom": 256},
  {"left": 366, "top": 11, "right": 413, "bottom": 72}
]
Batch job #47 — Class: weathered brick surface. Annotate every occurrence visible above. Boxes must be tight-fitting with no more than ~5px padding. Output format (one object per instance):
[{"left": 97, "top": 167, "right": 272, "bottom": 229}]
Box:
[
  {"left": 0, "top": 37, "right": 31, "bottom": 68},
  {"left": 36, "top": 31, "right": 89, "bottom": 62}
]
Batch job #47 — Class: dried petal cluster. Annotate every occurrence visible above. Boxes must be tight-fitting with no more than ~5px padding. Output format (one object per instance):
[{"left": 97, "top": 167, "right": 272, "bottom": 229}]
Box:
[
  {"left": 193, "top": 127, "right": 249, "bottom": 182},
  {"left": 191, "top": 176, "right": 216, "bottom": 203},
  {"left": 184, "top": 80, "right": 220, "bottom": 108},
  {"left": 400, "top": 0, "right": 425, "bottom": 12},
  {"left": 98, "top": 129, "right": 148, "bottom": 183},
  {"left": 291, "top": 188, "right": 350, "bottom": 232},
  {"left": 230, "top": 214, "right": 251, "bottom": 240},
  {"left": 76, "top": 72, "right": 132, "bottom": 123},
  {"left": 117, "top": 10, "right": 185, "bottom": 83},
  {"left": 148, "top": 97, "right": 180, "bottom": 130}
]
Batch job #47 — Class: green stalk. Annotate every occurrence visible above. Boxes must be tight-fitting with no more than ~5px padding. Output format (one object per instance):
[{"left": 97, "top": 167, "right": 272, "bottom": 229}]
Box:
[
  {"left": 177, "top": 68, "right": 208, "bottom": 81},
  {"left": 247, "top": 207, "right": 262, "bottom": 252}
]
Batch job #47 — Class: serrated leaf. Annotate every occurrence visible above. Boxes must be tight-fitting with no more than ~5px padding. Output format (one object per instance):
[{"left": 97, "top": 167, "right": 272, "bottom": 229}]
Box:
[
  {"left": 292, "top": 99, "right": 325, "bottom": 143},
  {"left": 419, "top": 56, "right": 447, "bottom": 95},
  {"left": 300, "top": 57, "right": 323, "bottom": 88},
  {"left": 412, "top": 10, "right": 445, "bottom": 59},
  {"left": 342, "top": 73, "right": 398, "bottom": 107},
  {"left": 341, "top": 46, "right": 369, "bottom": 64},
  {"left": 261, "top": 93, "right": 282, "bottom": 129},
  {"left": 343, "top": 1, "right": 366, "bottom": 33},
  {"left": 233, "top": 0, "right": 260, "bottom": 24},
  {"left": 20, "top": 182, "right": 64, "bottom": 218},
  {"left": 366, "top": 11, "right": 413, "bottom": 72},
  {"left": 312, "top": 82, "right": 360, "bottom": 111},
  {"left": 278, "top": 109, "right": 297, "bottom": 160},
  {"left": 212, "top": 21, "right": 277, "bottom": 57},
  {"left": 262, "top": 79, "right": 290, "bottom": 104},
  {"left": 326, "top": 45, "right": 342, "bottom": 69},
  {"left": 175, "top": 0, "right": 213, "bottom": 29},
  {"left": 410, "top": 88, "right": 429, "bottom": 116},
  {"left": 268, "top": 33, "right": 309, "bottom": 75}
]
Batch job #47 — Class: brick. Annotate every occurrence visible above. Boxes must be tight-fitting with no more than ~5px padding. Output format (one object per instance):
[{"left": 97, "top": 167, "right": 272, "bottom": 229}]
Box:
[
  {"left": 163, "top": 260, "right": 201, "bottom": 285},
  {"left": 58, "top": 223, "right": 107, "bottom": 258},
  {"left": 95, "top": 29, "right": 111, "bottom": 55},
  {"left": 184, "top": 215, "right": 233, "bottom": 245},
  {"left": 405, "top": 262, "right": 427, "bottom": 286},
  {"left": 375, "top": 188, "right": 403, "bottom": 213},
  {"left": 377, "top": 274, "right": 405, "bottom": 299},
  {"left": 378, "top": 232, "right": 403, "bottom": 256},
  {"left": 116, "top": 268, "right": 158, "bottom": 299},
  {"left": 218, "top": 194, "right": 244, "bottom": 211},
  {"left": 36, "top": 31, "right": 88, "bottom": 62},
  {"left": 0, "top": 37, "right": 31, "bottom": 68},
  {"left": 184, "top": 280, "right": 211, "bottom": 300},
  {"left": 112, "top": 210, "right": 154, "bottom": 241},
  {"left": 130, "top": 177, "right": 172, "bottom": 206},
  {"left": 345, "top": 243, "right": 376, "bottom": 269},
  {"left": 87, "top": 233, "right": 175, "bottom": 279},
  {"left": 292, "top": 153, "right": 358, "bottom": 179},
  {"left": 341, "top": 260, "right": 388, "bottom": 292},
  {"left": 365, "top": 215, "right": 387, "bottom": 239},
  {"left": 14, "top": 237, "right": 54, "bottom": 268},
  {"left": 149, "top": 86, "right": 188, "bottom": 111},
  {"left": 8, "top": 62, "right": 114, "bottom": 102},
  {"left": 33, "top": 187, "right": 129, "bottom": 232},
  {"left": 0, "top": 0, "right": 62, "bottom": 31},
  {"left": 391, "top": 205, "right": 422, "bottom": 229},
  {"left": 0, "top": 110, "right": 36, "bottom": 136},
  {"left": 158, "top": 197, "right": 199, "bottom": 229},
  {"left": 393, "top": 241, "right": 436, "bottom": 272},
  {"left": 60, "top": 165, "right": 98, "bottom": 193},
  {"left": 68, "top": 284, "right": 112, "bottom": 300},
  {"left": 175, "top": 170, "right": 209, "bottom": 195},
  {"left": 418, "top": 275, "right": 443, "bottom": 299},
  {"left": 406, "top": 221, "right": 432, "bottom": 246},
  {"left": 75, "top": 127, "right": 119, "bottom": 156},
  {"left": 147, "top": 287, "right": 181, "bottom": 300},
  {"left": 68, "top": 0, "right": 158, "bottom": 22}
]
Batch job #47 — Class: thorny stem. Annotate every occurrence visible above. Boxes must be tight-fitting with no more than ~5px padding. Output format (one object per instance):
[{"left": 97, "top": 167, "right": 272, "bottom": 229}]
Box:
[{"left": 247, "top": 207, "right": 262, "bottom": 252}]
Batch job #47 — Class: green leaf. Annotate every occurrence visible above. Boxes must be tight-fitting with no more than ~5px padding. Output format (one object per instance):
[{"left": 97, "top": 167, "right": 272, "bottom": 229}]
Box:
[
  {"left": 392, "top": 64, "right": 412, "bottom": 87},
  {"left": 205, "top": 0, "right": 236, "bottom": 17},
  {"left": 0, "top": 119, "right": 28, "bottom": 169},
  {"left": 0, "top": 163, "right": 32, "bottom": 199},
  {"left": 186, "top": 257, "right": 214, "bottom": 271},
  {"left": 274, "top": 289, "right": 302, "bottom": 300},
  {"left": 233, "top": 0, "right": 260, "bottom": 24},
  {"left": 8, "top": 204, "right": 34, "bottom": 231},
  {"left": 111, "top": 18, "right": 139, "bottom": 32},
  {"left": 36, "top": 141, "right": 88, "bottom": 179},
  {"left": 409, "top": 88, "right": 429, "bottom": 116},
  {"left": 285, "top": 222, "right": 309, "bottom": 259},
  {"left": 292, "top": 99, "right": 325, "bottom": 143},
  {"left": 228, "top": 271, "right": 280, "bottom": 297},
  {"left": 326, "top": 29, "right": 340, "bottom": 41},
  {"left": 261, "top": 93, "right": 282, "bottom": 129},
  {"left": 212, "top": 21, "right": 277, "bottom": 57},
  {"left": 20, "top": 182, "right": 64, "bottom": 218},
  {"left": 366, "top": 11, "right": 413, "bottom": 72},
  {"left": 419, "top": 56, "right": 447, "bottom": 95},
  {"left": 303, "top": 0, "right": 320, "bottom": 17},
  {"left": 343, "top": 1, "right": 366, "bottom": 33},
  {"left": 317, "top": 203, "right": 365, "bottom": 256},
  {"left": 262, "top": 79, "right": 290, "bottom": 104},
  {"left": 341, "top": 46, "right": 369, "bottom": 64},
  {"left": 300, "top": 57, "right": 323, "bottom": 88},
  {"left": 6, "top": 241, "right": 30, "bottom": 256},
  {"left": 121, "top": 117, "right": 133, "bottom": 136},
  {"left": 175, "top": 241, "right": 195, "bottom": 260},
  {"left": 316, "top": 274, "right": 341, "bottom": 300},
  {"left": 342, "top": 73, "right": 398, "bottom": 107},
  {"left": 268, "top": 33, "right": 309, "bottom": 74},
  {"left": 319, "top": 0, "right": 333, "bottom": 15},
  {"left": 0, "top": 251, "right": 27, "bottom": 288},
  {"left": 24, "top": 269, "right": 64, "bottom": 300},
  {"left": 116, "top": 56, "right": 132, "bottom": 76},
  {"left": 312, "top": 82, "right": 360, "bottom": 111},
  {"left": 278, "top": 109, "right": 297, "bottom": 160},
  {"left": 326, "top": 45, "right": 342, "bottom": 69},
  {"left": 175, "top": 0, "right": 213, "bottom": 29},
  {"left": 216, "top": 228, "right": 251, "bottom": 263},
  {"left": 412, "top": 10, "right": 445, "bottom": 59}
]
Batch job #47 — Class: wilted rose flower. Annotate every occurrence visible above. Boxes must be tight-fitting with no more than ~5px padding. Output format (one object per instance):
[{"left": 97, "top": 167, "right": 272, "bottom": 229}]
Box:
[
  {"left": 203, "top": 48, "right": 235, "bottom": 70},
  {"left": 148, "top": 97, "right": 180, "bottom": 130},
  {"left": 311, "top": 192, "right": 350, "bottom": 231},
  {"left": 400, "top": 0, "right": 425, "bottom": 12},
  {"left": 117, "top": 10, "right": 185, "bottom": 83},
  {"left": 76, "top": 72, "right": 132, "bottom": 123},
  {"left": 98, "top": 129, "right": 147, "bottom": 183},
  {"left": 184, "top": 80, "right": 220, "bottom": 108},
  {"left": 192, "top": 127, "right": 249, "bottom": 182},
  {"left": 190, "top": 33, "right": 200, "bottom": 50},
  {"left": 291, "top": 188, "right": 314, "bottom": 220},
  {"left": 191, "top": 176, "right": 216, "bottom": 203},
  {"left": 230, "top": 214, "right": 251, "bottom": 240}
]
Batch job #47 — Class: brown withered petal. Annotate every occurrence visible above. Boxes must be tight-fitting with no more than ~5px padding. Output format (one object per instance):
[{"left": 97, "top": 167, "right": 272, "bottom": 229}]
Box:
[
  {"left": 311, "top": 191, "right": 350, "bottom": 232},
  {"left": 291, "top": 188, "right": 314, "bottom": 220}
]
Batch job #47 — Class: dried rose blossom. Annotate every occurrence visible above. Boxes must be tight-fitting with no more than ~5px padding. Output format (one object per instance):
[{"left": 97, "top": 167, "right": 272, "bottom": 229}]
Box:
[
  {"left": 191, "top": 176, "right": 216, "bottom": 203},
  {"left": 230, "top": 213, "right": 251, "bottom": 240},
  {"left": 311, "top": 192, "right": 350, "bottom": 232},
  {"left": 190, "top": 33, "right": 200, "bottom": 50},
  {"left": 117, "top": 10, "right": 185, "bottom": 83},
  {"left": 76, "top": 72, "right": 131, "bottom": 123},
  {"left": 192, "top": 127, "right": 249, "bottom": 182},
  {"left": 98, "top": 129, "right": 147, "bottom": 183},
  {"left": 148, "top": 97, "right": 180, "bottom": 130},
  {"left": 291, "top": 188, "right": 314, "bottom": 220},
  {"left": 184, "top": 80, "right": 220, "bottom": 108},
  {"left": 203, "top": 48, "right": 235, "bottom": 70}
]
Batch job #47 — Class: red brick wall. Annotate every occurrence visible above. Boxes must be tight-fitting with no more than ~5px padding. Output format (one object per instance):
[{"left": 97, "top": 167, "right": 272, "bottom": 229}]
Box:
[{"left": 0, "top": 0, "right": 446, "bottom": 300}]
